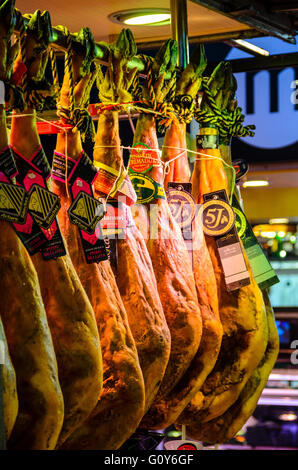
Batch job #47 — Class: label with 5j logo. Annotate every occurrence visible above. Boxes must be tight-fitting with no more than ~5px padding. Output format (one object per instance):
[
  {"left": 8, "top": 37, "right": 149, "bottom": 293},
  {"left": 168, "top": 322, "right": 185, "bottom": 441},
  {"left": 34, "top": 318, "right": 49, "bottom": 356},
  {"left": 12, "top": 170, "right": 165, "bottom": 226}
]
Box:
[{"left": 199, "top": 198, "right": 236, "bottom": 237}]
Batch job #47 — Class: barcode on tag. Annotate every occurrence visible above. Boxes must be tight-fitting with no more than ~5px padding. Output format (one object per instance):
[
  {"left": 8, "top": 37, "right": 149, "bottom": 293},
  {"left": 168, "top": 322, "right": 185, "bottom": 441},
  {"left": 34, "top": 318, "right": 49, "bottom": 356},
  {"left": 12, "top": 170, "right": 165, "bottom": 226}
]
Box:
[{"left": 0, "top": 341, "right": 5, "bottom": 365}]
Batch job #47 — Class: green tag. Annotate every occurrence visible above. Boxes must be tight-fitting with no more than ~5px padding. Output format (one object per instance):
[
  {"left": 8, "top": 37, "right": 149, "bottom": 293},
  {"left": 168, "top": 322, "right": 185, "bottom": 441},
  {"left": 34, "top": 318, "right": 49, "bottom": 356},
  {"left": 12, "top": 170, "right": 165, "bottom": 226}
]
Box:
[
  {"left": 0, "top": 181, "right": 29, "bottom": 224},
  {"left": 232, "top": 194, "right": 279, "bottom": 290},
  {"left": 129, "top": 173, "right": 166, "bottom": 204}
]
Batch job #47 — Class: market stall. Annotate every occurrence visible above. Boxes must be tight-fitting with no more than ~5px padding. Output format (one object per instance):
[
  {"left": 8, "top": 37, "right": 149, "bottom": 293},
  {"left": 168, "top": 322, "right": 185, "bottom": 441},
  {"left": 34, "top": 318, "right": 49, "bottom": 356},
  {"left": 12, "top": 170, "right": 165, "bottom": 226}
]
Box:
[{"left": 0, "top": 0, "right": 297, "bottom": 453}]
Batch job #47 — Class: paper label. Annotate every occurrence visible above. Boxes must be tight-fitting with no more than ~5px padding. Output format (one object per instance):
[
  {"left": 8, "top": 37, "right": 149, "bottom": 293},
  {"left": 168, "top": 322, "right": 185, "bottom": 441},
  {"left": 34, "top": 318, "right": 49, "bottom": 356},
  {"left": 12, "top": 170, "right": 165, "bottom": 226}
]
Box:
[
  {"left": 129, "top": 173, "right": 166, "bottom": 204},
  {"left": 12, "top": 147, "right": 66, "bottom": 259},
  {"left": 0, "top": 182, "right": 29, "bottom": 224},
  {"left": 196, "top": 133, "right": 219, "bottom": 150},
  {"left": 93, "top": 163, "right": 137, "bottom": 206},
  {"left": 199, "top": 198, "right": 236, "bottom": 237},
  {"left": 232, "top": 193, "right": 279, "bottom": 289},
  {"left": 129, "top": 143, "right": 160, "bottom": 174},
  {"left": 68, "top": 191, "right": 105, "bottom": 235},
  {"left": 203, "top": 189, "right": 250, "bottom": 291},
  {"left": 93, "top": 162, "right": 118, "bottom": 195},
  {"left": 63, "top": 151, "right": 108, "bottom": 264},
  {"left": 100, "top": 200, "right": 126, "bottom": 233},
  {"left": 28, "top": 184, "right": 60, "bottom": 229},
  {"left": 167, "top": 182, "right": 195, "bottom": 267}
]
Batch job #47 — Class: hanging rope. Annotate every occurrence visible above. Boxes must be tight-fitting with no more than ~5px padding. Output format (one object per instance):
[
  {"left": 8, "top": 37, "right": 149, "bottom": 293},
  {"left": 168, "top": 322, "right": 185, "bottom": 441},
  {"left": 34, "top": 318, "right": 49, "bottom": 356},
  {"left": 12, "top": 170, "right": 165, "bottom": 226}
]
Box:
[
  {"left": 132, "top": 54, "right": 177, "bottom": 132},
  {"left": 56, "top": 28, "right": 95, "bottom": 142},
  {"left": 195, "top": 77, "right": 256, "bottom": 138},
  {"left": 49, "top": 48, "right": 60, "bottom": 97}
]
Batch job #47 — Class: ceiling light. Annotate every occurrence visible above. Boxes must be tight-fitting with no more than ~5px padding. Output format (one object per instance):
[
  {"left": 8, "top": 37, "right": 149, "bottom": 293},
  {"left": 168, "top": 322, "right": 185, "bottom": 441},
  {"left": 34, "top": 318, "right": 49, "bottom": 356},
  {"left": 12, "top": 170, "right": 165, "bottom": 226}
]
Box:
[
  {"left": 109, "top": 9, "right": 171, "bottom": 27},
  {"left": 233, "top": 39, "right": 270, "bottom": 56},
  {"left": 260, "top": 231, "right": 276, "bottom": 238},
  {"left": 278, "top": 412, "right": 297, "bottom": 422},
  {"left": 242, "top": 180, "right": 269, "bottom": 188},
  {"left": 277, "top": 231, "right": 286, "bottom": 238},
  {"left": 279, "top": 250, "right": 287, "bottom": 258},
  {"left": 269, "top": 218, "right": 289, "bottom": 224}
]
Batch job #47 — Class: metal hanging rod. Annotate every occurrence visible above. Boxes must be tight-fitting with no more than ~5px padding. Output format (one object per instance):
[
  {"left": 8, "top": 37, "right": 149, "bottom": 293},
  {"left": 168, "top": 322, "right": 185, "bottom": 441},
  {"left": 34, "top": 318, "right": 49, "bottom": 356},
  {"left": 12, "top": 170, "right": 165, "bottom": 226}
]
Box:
[{"left": 13, "top": 8, "right": 155, "bottom": 76}]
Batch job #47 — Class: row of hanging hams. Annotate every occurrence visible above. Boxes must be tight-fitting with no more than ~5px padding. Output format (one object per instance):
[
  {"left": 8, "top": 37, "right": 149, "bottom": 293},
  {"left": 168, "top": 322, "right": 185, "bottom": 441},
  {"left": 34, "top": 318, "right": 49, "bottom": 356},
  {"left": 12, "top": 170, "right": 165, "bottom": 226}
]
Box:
[{"left": 0, "top": 2, "right": 279, "bottom": 450}]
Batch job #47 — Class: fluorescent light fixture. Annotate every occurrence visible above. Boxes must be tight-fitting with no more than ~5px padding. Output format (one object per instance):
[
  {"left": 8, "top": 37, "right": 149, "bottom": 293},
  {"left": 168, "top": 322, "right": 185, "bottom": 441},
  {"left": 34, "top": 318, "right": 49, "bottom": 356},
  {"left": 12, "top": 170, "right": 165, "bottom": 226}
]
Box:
[
  {"left": 124, "top": 13, "right": 171, "bottom": 25},
  {"left": 260, "top": 231, "right": 276, "bottom": 238},
  {"left": 233, "top": 39, "right": 270, "bottom": 56},
  {"left": 242, "top": 180, "right": 269, "bottom": 188},
  {"left": 269, "top": 218, "right": 289, "bottom": 224},
  {"left": 258, "top": 397, "right": 298, "bottom": 406},
  {"left": 109, "top": 9, "right": 171, "bottom": 27}
]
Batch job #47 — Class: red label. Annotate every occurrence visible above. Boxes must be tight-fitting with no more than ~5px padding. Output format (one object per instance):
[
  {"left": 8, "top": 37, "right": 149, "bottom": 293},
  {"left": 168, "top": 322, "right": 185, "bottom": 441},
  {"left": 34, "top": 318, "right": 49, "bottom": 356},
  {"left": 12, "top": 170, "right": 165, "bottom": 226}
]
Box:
[
  {"left": 129, "top": 143, "right": 160, "bottom": 173},
  {"left": 100, "top": 203, "right": 126, "bottom": 230},
  {"left": 177, "top": 443, "right": 197, "bottom": 450}
]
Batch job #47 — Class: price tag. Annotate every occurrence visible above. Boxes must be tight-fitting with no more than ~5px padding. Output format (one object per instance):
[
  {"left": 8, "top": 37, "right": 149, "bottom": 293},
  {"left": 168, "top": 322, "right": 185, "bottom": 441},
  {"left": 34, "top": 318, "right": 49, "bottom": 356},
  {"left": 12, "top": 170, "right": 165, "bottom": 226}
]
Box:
[
  {"left": 167, "top": 182, "right": 196, "bottom": 267},
  {"left": 232, "top": 193, "right": 279, "bottom": 289},
  {"left": 201, "top": 189, "right": 250, "bottom": 292}
]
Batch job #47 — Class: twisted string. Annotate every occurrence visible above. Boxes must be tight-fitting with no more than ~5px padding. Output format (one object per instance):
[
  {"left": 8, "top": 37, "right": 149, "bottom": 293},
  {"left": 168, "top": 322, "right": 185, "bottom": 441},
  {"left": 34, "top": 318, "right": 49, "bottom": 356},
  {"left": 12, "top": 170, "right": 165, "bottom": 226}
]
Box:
[
  {"left": 195, "top": 78, "right": 256, "bottom": 138},
  {"left": 50, "top": 48, "right": 60, "bottom": 97},
  {"left": 64, "top": 32, "right": 75, "bottom": 121},
  {"left": 57, "top": 32, "right": 95, "bottom": 141},
  {"left": 135, "top": 55, "right": 176, "bottom": 132},
  {"left": 15, "top": 12, "right": 28, "bottom": 99}
]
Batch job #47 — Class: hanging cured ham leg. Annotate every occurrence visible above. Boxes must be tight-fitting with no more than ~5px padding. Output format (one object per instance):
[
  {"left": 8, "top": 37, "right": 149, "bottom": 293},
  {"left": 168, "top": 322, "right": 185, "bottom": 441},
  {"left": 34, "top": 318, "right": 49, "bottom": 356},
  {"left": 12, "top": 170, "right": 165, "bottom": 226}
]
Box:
[
  {"left": 155, "top": 45, "right": 223, "bottom": 427},
  {"left": 130, "top": 40, "right": 202, "bottom": 429},
  {"left": 189, "top": 86, "right": 278, "bottom": 444},
  {"left": 0, "top": 4, "right": 64, "bottom": 450},
  {"left": 51, "top": 28, "right": 146, "bottom": 450},
  {"left": 0, "top": 317, "right": 18, "bottom": 441},
  {"left": 92, "top": 29, "right": 171, "bottom": 413},
  {"left": 178, "top": 63, "right": 268, "bottom": 430},
  {"left": 0, "top": 1, "right": 18, "bottom": 441},
  {"left": 9, "top": 13, "right": 102, "bottom": 447}
]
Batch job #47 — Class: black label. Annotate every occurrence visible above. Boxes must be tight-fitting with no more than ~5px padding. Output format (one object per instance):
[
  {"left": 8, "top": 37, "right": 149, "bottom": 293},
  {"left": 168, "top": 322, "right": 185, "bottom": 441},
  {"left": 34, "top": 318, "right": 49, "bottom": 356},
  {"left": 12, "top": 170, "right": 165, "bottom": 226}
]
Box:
[
  {"left": 65, "top": 152, "right": 108, "bottom": 264},
  {"left": 0, "top": 182, "right": 29, "bottom": 224},
  {"left": 12, "top": 147, "right": 66, "bottom": 259},
  {"left": 52, "top": 152, "right": 76, "bottom": 183},
  {"left": 68, "top": 192, "right": 105, "bottom": 235},
  {"left": 67, "top": 152, "right": 98, "bottom": 186},
  {"left": 233, "top": 159, "right": 249, "bottom": 183},
  {"left": 28, "top": 184, "right": 61, "bottom": 229}
]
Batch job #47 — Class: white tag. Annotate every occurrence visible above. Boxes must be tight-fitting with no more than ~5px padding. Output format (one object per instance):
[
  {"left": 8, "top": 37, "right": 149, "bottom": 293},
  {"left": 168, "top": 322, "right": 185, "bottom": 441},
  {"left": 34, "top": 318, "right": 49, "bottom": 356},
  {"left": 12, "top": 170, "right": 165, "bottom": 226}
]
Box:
[
  {"left": 0, "top": 340, "right": 5, "bottom": 365},
  {"left": 0, "top": 81, "right": 5, "bottom": 105}
]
